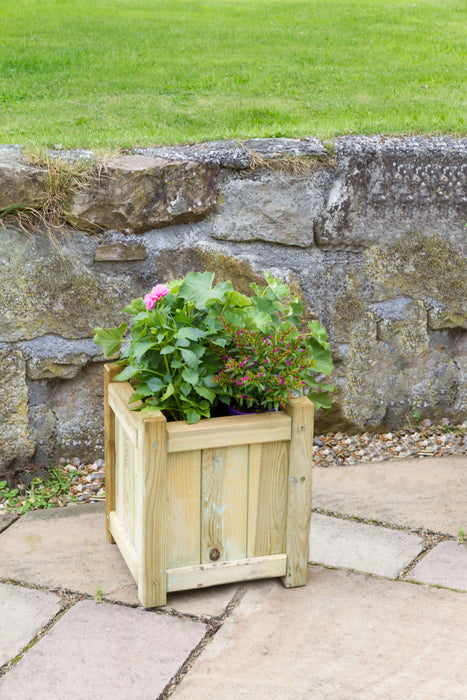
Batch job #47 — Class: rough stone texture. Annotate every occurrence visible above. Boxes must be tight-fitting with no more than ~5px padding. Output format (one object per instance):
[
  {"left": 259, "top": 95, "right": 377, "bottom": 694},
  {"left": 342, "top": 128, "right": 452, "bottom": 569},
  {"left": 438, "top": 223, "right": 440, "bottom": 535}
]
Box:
[
  {"left": 0, "top": 583, "right": 63, "bottom": 667},
  {"left": 0, "top": 514, "right": 17, "bottom": 533},
  {"left": 173, "top": 569, "right": 467, "bottom": 699},
  {"left": 94, "top": 241, "right": 147, "bottom": 261},
  {"left": 315, "top": 136, "right": 466, "bottom": 250},
  {"left": 0, "top": 229, "right": 139, "bottom": 342},
  {"left": 0, "top": 348, "right": 34, "bottom": 469},
  {"left": 0, "top": 504, "right": 240, "bottom": 616},
  {"left": 66, "top": 154, "right": 219, "bottom": 234},
  {"left": 0, "top": 599, "right": 206, "bottom": 700},
  {"left": 0, "top": 145, "right": 46, "bottom": 210},
  {"left": 28, "top": 364, "right": 105, "bottom": 465},
  {"left": 212, "top": 169, "right": 333, "bottom": 246},
  {"left": 133, "top": 136, "right": 327, "bottom": 169},
  {"left": 409, "top": 540, "right": 467, "bottom": 591},
  {"left": 309, "top": 512, "right": 425, "bottom": 577},
  {"left": 0, "top": 137, "right": 465, "bottom": 466},
  {"left": 313, "top": 456, "right": 467, "bottom": 537}
]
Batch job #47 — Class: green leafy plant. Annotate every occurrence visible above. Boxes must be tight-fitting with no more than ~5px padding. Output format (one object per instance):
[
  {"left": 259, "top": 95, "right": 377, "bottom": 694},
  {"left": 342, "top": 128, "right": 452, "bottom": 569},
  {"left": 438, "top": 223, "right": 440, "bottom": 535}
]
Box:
[
  {"left": 94, "top": 271, "right": 335, "bottom": 423},
  {"left": 0, "top": 467, "right": 74, "bottom": 515},
  {"left": 212, "top": 273, "right": 335, "bottom": 412},
  {"left": 94, "top": 272, "right": 249, "bottom": 423},
  {"left": 458, "top": 527, "right": 464, "bottom": 544}
]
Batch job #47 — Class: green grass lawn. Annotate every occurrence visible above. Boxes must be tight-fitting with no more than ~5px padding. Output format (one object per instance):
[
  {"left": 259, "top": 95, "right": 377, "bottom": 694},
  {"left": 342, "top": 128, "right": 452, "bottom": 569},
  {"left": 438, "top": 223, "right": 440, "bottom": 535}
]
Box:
[{"left": 1, "top": 0, "right": 465, "bottom": 148}]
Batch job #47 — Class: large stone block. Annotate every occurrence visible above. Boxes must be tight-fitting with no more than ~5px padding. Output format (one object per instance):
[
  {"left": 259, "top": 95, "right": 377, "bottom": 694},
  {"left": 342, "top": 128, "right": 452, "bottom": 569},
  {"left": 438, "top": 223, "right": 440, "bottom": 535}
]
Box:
[
  {"left": 66, "top": 155, "right": 219, "bottom": 234},
  {"left": 374, "top": 299, "right": 429, "bottom": 355},
  {"left": 0, "top": 145, "right": 46, "bottom": 210},
  {"left": 213, "top": 170, "right": 332, "bottom": 247},
  {"left": 28, "top": 363, "right": 105, "bottom": 464},
  {"left": 0, "top": 229, "right": 140, "bottom": 341},
  {"left": 0, "top": 348, "right": 34, "bottom": 469},
  {"left": 315, "top": 136, "right": 466, "bottom": 250},
  {"left": 364, "top": 232, "right": 466, "bottom": 327}
]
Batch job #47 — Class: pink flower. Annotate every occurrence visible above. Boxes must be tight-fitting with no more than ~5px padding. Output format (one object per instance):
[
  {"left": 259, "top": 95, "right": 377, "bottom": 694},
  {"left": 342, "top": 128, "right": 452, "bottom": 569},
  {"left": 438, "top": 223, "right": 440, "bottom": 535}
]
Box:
[{"left": 144, "top": 284, "right": 169, "bottom": 310}]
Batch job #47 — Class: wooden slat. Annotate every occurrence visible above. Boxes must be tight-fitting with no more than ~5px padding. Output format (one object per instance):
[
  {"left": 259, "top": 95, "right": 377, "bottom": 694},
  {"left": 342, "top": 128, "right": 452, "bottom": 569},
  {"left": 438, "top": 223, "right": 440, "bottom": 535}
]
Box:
[
  {"left": 281, "top": 396, "right": 314, "bottom": 588},
  {"left": 104, "top": 364, "right": 120, "bottom": 543},
  {"left": 167, "top": 554, "right": 287, "bottom": 592},
  {"left": 201, "top": 446, "right": 248, "bottom": 564},
  {"left": 115, "top": 420, "right": 136, "bottom": 544},
  {"left": 246, "top": 444, "right": 262, "bottom": 558},
  {"left": 167, "top": 411, "right": 291, "bottom": 453},
  {"left": 253, "top": 441, "right": 288, "bottom": 557},
  {"left": 108, "top": 382, "right": 139, "bottom": 443},
  {"left": 135, "top": 413, "right": 168, "bottom": 608},
  {"left": 166, "top": 450, "right": 202, "bottom": 569},
  {"left": 109, "top": 510, "right": 138, "bottom": 582}
]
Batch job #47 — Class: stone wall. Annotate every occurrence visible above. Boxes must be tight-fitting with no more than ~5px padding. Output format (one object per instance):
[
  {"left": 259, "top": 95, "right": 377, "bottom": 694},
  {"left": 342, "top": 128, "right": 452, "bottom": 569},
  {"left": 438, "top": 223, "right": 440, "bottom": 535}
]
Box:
[{"left": 0, "top": 136, "right": 465, "bottom": 470}]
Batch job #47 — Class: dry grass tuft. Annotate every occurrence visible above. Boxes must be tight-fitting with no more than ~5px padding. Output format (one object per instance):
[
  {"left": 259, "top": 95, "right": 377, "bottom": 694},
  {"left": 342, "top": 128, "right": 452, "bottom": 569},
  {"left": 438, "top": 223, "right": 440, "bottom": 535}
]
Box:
[{"left": 248, "top": 152, "right": 336, "bottom": 175}]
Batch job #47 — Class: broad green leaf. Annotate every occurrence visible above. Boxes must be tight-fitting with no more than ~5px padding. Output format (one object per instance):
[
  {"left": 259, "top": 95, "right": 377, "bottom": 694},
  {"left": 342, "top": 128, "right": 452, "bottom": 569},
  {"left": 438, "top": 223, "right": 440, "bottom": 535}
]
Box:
[
  {"left": 123, "top": 298, "right": 146, "bottom": 314},
  {"left": 147, "top": 377, "right": 165, "bottom": 392},
  {"left": 242, "top": 308, "right": 272, "bottom": 332},
  {"left": 128, "top": 389, "right": 152, "bottom": 403},
  {"left": 114, "top": 365, "right": 140, "bottom": 381},
  {"left": 93, "top": 323, "right": 127, "bottom": 356},
  {"left": 178, "top": 271, "right": 215, "bottom": 309},
  {"left": 307, "top": 391, "right": 334, "bottom": 410},
  {"left": 180, "top": 382, "right": 191, "bottom": 397},
  {"left": 182, "top": 367, "right": 199, "bottom": 385},
  {"left": 176, "top": 327, "right": 207, "bottom": 341},
  {"left": 207, "top": 280, "right": 234, "bottom": 304},
  {"left": 186, "top": 409, "right": 201, "bottom": 424},
  {"left": 306, "top": 339, "right": 334, "bottom": 375},
  {"left": 225, "top": 290, "right": 251, "bottom": 308},
  {"left": 181, "top": 348, "right": 199, "bottom": 368},
  {"left": 160, "top": 345, "right": 175, "bottom": 355},
  {"left": 222, "top": 309, "right": 246, "bottom": 328},
  {"left": 175, "top": 337, "right": 190, "bottom": 348},
  {"left": 194, "top": 384, "right": 216, "bottom": 402},
  {"left": 160, "top": 383, "right": 175, "bottom": 401},
  {"left": 308, "top": 320, "right": 330, "bottom": 349},
  {"left": 132, "top": 340, "right": 156, "bottom": 358},
  {"left": 171, "top": 360, "right": 184, "bottom": 368}
]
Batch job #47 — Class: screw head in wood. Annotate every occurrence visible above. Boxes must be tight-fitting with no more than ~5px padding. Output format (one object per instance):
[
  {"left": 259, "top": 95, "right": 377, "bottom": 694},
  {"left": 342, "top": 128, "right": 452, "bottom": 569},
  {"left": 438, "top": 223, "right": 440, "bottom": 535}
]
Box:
[{"left": 209, "top": 548, "right": 221, "bottom": 561}]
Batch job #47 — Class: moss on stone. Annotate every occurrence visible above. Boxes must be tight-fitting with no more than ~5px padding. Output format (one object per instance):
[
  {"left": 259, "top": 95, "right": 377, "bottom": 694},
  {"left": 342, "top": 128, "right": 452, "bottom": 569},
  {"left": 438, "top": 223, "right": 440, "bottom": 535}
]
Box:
[{"left": 364, "top": 232, "right": 466, "bottom": 320}]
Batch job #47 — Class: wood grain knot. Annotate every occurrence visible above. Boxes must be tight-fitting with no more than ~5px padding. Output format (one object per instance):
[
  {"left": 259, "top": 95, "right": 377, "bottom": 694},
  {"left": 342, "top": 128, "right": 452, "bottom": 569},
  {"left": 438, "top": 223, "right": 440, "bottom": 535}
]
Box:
[{"left": 209, "top": 548, "right": 221, "bottom": 561}]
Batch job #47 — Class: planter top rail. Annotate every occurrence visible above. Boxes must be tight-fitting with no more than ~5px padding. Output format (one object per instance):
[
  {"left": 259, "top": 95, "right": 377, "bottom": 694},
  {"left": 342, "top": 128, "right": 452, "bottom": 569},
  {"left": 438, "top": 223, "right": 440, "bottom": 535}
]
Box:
[{"left": 107, "top": 380, "right": 292, "bottom": 452}]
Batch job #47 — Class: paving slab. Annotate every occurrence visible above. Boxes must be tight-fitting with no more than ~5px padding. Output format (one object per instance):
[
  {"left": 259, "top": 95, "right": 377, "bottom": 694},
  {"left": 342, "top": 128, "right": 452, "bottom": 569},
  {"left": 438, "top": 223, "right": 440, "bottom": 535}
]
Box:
[
  {"left": 0, "top": 513, "right": 16, "bottom": 534},
  {"left": 408, "top": 540, "right": 467, "bottom": 591},
  {"left": 309, "top": 512, "right": 425, "bottom": 578},
  {"left": 0, "top": 504, "right": 239, "bottom": 617},
  {"left": 313, "top": 456, "right": 467, "bottom": 536},
  {"left": 0, "top": 583, "right": 63, "bottom": 667},
  {"left": 0, "top": 599, "right": 206, "bottom": 700},
  {"left": 173, "top": 567, "right": 467, "bottom": 700}
]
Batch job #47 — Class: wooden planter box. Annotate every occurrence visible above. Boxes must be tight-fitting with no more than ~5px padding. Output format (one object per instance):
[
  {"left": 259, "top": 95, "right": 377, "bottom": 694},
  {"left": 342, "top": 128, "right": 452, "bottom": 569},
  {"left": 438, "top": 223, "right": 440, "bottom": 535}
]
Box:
[{"left": 104, "top": 363, "right": 314, "bottom": 608}]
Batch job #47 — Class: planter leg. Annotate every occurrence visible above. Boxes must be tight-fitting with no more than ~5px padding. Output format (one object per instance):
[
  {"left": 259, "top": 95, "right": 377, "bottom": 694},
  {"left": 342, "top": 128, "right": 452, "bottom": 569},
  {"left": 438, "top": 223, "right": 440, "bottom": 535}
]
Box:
[
  {"left": 282, "top": 397, "right": 314, "bottom": 588},
  {"left": 104, "top": 364, "right": 119, "bottom": 544},
  {"left": 137, "top": 415, "right": 168, "bottom": 608}
]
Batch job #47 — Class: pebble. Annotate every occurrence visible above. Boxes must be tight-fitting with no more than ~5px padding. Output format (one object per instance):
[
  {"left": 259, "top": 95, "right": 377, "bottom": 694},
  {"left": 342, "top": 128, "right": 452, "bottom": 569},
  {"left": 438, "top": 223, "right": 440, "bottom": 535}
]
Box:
[{"left": 313, "top": 423, "right": 466, "bottom": 468}]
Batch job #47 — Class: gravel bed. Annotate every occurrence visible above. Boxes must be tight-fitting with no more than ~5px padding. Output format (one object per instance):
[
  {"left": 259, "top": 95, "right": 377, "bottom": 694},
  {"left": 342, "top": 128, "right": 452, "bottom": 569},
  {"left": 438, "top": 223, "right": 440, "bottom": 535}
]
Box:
[{"left": 61, "top": 420, "right": 466, "bottom": 505}]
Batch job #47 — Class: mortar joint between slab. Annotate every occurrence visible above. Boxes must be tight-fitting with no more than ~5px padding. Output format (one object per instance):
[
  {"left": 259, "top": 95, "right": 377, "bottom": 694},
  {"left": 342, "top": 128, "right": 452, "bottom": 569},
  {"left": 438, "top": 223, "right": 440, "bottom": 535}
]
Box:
[
  {"left": 311, "top": 507, "right": 455, "bottom": 538},
  {"left": 0, "top": 598, "right": 73, "bottom": 679},
  {"left": 158, "top": 585, "right": 248, "bottom": 699},
  {"left": 397, "top": 534, "right": 453, "bottom": 581}
]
